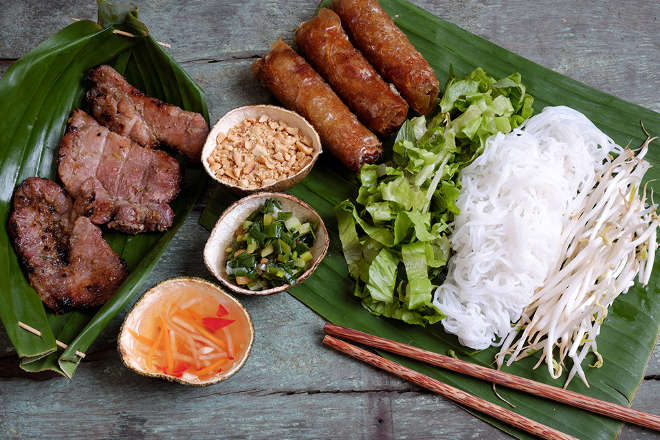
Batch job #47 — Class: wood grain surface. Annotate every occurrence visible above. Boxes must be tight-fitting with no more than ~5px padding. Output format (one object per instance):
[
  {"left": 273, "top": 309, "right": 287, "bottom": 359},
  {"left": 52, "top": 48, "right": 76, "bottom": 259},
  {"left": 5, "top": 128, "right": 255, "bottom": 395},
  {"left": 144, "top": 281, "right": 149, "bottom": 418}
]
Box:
[{"left": 0, "top": 1, "right": 659, "bottom": 439}]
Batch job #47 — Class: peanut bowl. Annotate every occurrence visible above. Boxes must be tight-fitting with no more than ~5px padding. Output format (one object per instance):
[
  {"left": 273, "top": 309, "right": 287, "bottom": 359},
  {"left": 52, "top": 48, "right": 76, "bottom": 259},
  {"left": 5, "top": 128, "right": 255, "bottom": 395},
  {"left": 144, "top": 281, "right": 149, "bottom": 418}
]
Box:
[
  {"left": 204, "top": 192, "right": 329, "bottom": 295},
  {"left": 202, "top": 105, "right": 322, "bottom": 193}
]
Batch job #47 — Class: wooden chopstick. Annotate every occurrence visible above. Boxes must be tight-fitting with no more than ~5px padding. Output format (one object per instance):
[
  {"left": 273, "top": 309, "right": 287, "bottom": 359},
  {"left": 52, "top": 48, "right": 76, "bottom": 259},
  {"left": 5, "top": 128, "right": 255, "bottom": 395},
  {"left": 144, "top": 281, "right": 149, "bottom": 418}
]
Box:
[
  {"left": 323, "top": 335, "right": 576, "bottom": 440},
  {"left": 324, "top": 323, "right": 660, "bottom": 432}
]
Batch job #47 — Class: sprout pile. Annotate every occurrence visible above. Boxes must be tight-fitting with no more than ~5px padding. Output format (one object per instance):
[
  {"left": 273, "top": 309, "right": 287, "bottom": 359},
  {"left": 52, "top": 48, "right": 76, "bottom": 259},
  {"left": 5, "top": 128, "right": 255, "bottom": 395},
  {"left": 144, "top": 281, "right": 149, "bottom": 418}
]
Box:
[{"left": 497, "top": 129, "right": 657, "bottom": 387}]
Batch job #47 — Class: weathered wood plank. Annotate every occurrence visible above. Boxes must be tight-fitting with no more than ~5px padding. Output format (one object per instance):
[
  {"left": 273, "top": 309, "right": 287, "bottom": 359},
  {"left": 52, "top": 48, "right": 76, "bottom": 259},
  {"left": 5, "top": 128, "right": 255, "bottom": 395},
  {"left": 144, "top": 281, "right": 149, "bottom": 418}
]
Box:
[
  {"left": 0, "top": 1, "right": 659, "bottom": 439},
  {"left": 0, "top": 387, "right": 515, "bottom": 440},
  {"left": 1, "top": 0, "right": 658, "bottom": 112}
]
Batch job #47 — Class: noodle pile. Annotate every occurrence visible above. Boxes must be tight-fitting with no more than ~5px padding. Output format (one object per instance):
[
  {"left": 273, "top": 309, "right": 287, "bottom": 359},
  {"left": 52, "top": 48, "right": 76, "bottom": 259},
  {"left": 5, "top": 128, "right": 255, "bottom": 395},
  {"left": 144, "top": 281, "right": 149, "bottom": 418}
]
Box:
[
  {"left": 434, "top": 106, "right": 657, "bottom": 386},
  {"left": 434, "top": 107, "right": 621, "bottom": 348}
]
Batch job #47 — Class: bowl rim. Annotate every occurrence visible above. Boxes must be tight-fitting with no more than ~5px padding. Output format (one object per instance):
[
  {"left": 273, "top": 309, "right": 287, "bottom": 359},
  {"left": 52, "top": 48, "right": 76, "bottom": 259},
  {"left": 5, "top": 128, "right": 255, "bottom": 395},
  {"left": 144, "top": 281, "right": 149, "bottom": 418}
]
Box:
[
  {"left": 117, "top": 276, "right": 255, "bottom": 386},
  {"left": 201, "top": 104, "right": 322, "bottom": 193},
  {"left": 204, "top": 192, "right": 330, "bottom": 296}
]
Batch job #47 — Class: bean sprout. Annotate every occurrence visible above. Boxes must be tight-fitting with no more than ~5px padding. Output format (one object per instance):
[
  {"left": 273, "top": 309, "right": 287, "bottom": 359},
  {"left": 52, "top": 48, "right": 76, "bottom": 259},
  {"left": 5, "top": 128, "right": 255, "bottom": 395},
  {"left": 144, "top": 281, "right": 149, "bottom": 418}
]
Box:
[{"left": 497, "top": 134, "right": 657, "bottom": 388}]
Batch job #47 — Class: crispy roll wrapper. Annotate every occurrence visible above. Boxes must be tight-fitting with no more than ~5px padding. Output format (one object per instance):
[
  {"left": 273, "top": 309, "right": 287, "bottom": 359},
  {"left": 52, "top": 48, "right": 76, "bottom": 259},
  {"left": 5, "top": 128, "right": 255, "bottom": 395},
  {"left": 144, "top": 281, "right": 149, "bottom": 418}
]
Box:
[
  {"left": 294, "top": 8, "right": 408, "bottom": 137},
  {"left": 252, "top": 39, "right": 381, "bottom": 172},
  {"left": 331, "top": 0, "right": 439, "bottom": 115}
]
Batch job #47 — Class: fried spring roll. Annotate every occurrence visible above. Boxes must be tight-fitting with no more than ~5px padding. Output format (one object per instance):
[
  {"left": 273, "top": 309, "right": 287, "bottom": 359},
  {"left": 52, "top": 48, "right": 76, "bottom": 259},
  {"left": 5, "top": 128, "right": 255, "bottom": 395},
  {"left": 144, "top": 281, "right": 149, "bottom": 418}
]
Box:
[
  {"left": 294, "top": 8, "right": 408, "bottom": 137},
  {"left": 252, "top": 39, "right": 381, "bottom": 172},
  {"left": 331, "top": 0, "right": 439, "bottom": 115}
]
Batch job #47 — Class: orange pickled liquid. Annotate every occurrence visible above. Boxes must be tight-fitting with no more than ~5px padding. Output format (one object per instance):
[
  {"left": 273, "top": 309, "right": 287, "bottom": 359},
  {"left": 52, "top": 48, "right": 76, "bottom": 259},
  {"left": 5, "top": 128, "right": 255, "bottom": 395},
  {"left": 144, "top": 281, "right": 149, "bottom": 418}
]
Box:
[{"left": 124, "top": 279, "right": 252, "bottom": 380}]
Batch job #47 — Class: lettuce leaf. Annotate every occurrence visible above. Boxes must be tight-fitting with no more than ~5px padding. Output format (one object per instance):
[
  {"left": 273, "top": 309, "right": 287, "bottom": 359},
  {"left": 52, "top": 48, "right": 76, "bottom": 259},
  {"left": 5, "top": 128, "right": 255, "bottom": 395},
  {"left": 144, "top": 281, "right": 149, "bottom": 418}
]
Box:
[
  {"left": 366, "top": 249, "right": 399, "bottom": 303},
  {"left": 401, "top": 242, "right": 433, "bottom": 309},
  {"left": 336, "top": 67, "right": 534, "bottom": 327}
]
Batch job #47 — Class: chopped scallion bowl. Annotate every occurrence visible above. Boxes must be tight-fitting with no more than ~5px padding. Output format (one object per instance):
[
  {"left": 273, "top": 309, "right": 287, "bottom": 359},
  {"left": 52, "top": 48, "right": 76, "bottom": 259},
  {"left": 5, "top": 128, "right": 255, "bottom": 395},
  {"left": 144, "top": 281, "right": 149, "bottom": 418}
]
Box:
[{"left": 225, "top": 199, "right": 317, "bottom": 290}]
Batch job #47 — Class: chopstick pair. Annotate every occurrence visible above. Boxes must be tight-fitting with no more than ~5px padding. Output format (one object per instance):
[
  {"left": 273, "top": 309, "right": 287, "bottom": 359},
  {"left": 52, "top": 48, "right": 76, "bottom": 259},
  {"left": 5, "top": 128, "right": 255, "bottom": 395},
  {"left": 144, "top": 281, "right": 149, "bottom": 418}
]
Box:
[{"left": 323, "top": 323, "right": 660, "bottom": 440}]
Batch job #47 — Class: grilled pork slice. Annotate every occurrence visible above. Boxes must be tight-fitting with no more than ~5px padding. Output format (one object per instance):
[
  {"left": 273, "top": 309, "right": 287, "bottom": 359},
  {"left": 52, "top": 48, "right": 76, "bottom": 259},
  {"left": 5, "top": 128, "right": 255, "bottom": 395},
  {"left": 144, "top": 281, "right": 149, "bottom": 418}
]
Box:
[
  {"left": 8, "top": 178, "right": 127, "bottom": 311},
  {"left": 58, "top": 109, "right": 181, "bottom": 234},
  {"left": 86, "top": 65, "right": 209, "bottom": 161}
]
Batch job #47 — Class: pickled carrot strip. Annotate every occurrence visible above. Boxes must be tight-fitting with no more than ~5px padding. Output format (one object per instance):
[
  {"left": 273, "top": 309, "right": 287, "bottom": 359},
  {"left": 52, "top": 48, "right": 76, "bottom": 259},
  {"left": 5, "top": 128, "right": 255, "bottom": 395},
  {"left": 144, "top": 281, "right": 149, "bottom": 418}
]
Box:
[
  {"left": 148, "top": 349, "right": 194, "bottom": 364},
  {"left": 148, "top": 324, "right": 166, "bottom": 370},
  {"left": 170, "top": 330, "right": 178, "bottom": 369},
  {"left": 189, "top": 320, "right": 228, "bottom": 351},
  {"left": 192, "top": 357, "right": 228, "bottom": 377},
  {"left": 170, "top": 315, "right": 197, "bottom": 334},
  {"left": 175, "top": 334, "right": 187, "bottom": 355},
  {"left": 170, "top": 317, "right": 224, "bottom": 352},
  {"left": 128, "top": 328, "right": 154, "bottom": 345},
  {"left": 163, "top": 321, "right": 174, "bottom": 373},
  {"left": 160, "top": 313, "right": 199, "bottom": 365},
  {"left": 141, "top": 345, "right": 194, "bottom": 364},
  {"left": 182, "top": 307, "right": 203, "bottom": 321},
  {"left": 177, "top": 310, "right": 228, "bottom": 350}
]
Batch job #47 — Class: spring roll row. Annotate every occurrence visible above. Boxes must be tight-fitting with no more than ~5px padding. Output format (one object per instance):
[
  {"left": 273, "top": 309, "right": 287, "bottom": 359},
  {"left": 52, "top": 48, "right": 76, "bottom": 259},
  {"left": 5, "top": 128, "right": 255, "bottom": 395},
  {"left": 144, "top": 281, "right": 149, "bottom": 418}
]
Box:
[{"left": 252, "top": 0, "right": 439, "bottom": 172}]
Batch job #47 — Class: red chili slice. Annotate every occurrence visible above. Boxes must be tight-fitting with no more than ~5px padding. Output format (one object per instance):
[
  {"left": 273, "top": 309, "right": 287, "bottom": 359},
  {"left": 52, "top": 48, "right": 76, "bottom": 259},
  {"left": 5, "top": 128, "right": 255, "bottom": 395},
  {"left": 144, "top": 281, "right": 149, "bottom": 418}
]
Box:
[
  {"left": 216, "top": 304, "right": 229, "bottom": 317},
  {"left": 202, "top": 317, "right": 235, "bottom": 332},
  {"left": 156, "top": 361, "right": 190, "bottom": 377},
  {"left": 171, "top": 361, "right": 190, "bottom": 377}
]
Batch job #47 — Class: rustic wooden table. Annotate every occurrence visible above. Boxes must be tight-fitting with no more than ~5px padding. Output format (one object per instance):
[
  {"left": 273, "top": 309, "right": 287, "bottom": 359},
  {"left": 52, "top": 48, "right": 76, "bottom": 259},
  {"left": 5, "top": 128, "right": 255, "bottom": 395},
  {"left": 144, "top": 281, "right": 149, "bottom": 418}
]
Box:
[{"left": 1, "top": 1, "right": 659, "bottom": 439}]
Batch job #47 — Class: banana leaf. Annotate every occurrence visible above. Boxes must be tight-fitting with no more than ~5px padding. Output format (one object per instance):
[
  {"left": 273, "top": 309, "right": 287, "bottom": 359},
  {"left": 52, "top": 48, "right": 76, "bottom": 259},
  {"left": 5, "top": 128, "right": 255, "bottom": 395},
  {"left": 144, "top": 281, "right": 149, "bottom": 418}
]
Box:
[
  {"left": 201, "top": 1, "right": 659, "bottom": 438},
  {"left": 0, "top": 1, "right": 208, "bottom": 378}
]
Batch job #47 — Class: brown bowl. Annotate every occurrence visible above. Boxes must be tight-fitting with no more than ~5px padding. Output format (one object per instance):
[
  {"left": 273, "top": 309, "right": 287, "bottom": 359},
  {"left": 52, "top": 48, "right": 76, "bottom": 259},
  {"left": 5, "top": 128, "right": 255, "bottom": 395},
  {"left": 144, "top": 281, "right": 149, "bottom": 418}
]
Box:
[
  {"left": 201, "top": 105, "right": 322, "bottom": 193},
  {"left": 118, "top": 277, "right": 254, "bottom": 386},
  {"left": 203, "top": 192, "right": 329, "bottom": 295}
]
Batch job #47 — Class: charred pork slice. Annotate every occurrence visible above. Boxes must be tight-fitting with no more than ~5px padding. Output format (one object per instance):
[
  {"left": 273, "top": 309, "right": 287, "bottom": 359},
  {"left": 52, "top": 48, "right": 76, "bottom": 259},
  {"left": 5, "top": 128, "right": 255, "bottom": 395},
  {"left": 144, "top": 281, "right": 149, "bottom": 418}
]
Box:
[
  {"left": 8, "top": 178, "right": 127, "bottom": 311},
  {"left": 58, "top": 109, "right": 181, "bottom": 234},
  {"left": 86, "top": 64, "right": 209, "bottom": 161}
]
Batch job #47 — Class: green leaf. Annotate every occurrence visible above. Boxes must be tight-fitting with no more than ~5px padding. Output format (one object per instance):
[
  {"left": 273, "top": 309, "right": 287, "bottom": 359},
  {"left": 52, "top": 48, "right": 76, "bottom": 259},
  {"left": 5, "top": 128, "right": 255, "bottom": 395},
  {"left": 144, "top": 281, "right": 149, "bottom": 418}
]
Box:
[
  {"left": 440, "top": 78, "right": 479, "bottom": 112},
  {"left": 335, "top": 202, "right": 362, "bottom": 278},
  {"left": 434, "top": 180, "right": 461, "bottom": 215},
  {"left": 394, "top": 118, "right": 417, "bottom": 143},
  {"left": 402, "top": 211, "right": 436, "bottom": 241},
  {"left": 21, "top": 312, "right": 89, "bottom": 373},
  {"left": 97, "top": 0, "right": 148, "bottom": 36},
  {"left": 0, "top": 7, "right": 207, "bottom": 377},
  {"left": 365, "top": 201, "right": 394, "bottom": 222},
  {"left": 401, "top": 242, "right": 433, "bottom": 309},
  {"left": 343, "top": 199, "right": 394, "bottom": 247},
  {"left": 200, "top": 1, "right": 660, "bottom": 439},
  {"left": 365, "top": 248, "right": 399, "bottom": 303}
]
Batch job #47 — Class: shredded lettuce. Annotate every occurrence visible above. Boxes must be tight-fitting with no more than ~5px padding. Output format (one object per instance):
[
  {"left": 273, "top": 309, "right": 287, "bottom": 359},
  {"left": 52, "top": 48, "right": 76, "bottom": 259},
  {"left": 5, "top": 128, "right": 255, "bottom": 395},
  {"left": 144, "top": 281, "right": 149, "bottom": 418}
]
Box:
[
  {"left": 366, "top": 249, "right": 399, "bottom": 303},
  {"left": 336, "top": 67, "right": 534, "bottom": 326}
]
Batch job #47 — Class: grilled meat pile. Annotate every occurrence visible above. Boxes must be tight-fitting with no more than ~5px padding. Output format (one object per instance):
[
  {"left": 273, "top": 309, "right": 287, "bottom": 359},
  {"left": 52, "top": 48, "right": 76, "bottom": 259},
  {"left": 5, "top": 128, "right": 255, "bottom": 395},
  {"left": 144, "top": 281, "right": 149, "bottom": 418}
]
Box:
[
  {"left": 9, "top": 178, "right": 127, "bottom": 311},
  {"left": 58, "top": 110, "right": 181, "bottom": 234},
  {"left": 87, "top": 65, "right": 209, "bottom": 161},
  {"left": 8, "top": 65, "right": 208, "bottom": 310}
]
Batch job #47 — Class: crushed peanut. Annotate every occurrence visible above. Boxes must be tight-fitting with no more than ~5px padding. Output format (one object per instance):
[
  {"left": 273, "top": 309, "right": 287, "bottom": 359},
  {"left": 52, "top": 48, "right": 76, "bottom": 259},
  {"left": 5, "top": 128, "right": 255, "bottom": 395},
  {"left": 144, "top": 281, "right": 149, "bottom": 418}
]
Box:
[{"left": 207, "top": 115, "right": 315, "bottom": 188}]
